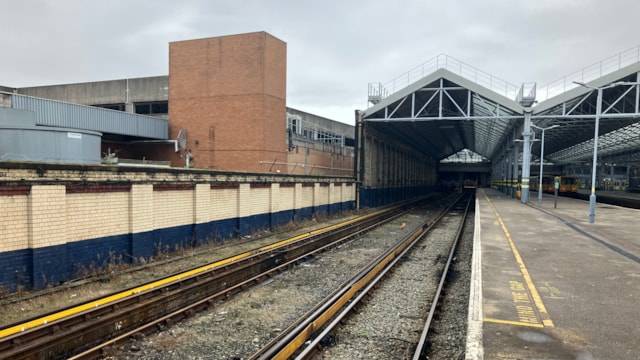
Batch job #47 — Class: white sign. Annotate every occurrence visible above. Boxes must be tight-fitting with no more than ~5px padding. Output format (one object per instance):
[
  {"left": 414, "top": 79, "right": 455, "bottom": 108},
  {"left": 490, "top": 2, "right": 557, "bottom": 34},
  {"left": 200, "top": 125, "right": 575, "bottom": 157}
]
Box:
[{"left": 67, "top": 132, "right": 82, "bottom": 139}]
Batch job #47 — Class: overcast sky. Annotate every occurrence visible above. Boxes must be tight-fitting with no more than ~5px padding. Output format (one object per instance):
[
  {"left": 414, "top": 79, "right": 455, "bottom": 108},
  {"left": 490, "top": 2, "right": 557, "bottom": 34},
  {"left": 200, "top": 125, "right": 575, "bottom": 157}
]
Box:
[{"left": 1, "top": 0, "right": 639, "bottom": 124}]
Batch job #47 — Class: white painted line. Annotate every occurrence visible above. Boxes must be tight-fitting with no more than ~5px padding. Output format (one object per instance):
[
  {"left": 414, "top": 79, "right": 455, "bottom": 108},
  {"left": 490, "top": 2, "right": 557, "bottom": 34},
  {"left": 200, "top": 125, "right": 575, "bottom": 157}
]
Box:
[{"left": 465, "top": 195, "right": 484, "bottom": 360}]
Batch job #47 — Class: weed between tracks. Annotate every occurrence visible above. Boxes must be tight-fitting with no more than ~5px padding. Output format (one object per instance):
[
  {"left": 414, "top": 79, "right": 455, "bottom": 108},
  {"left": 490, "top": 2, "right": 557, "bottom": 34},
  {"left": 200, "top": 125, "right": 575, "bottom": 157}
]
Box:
[{"left": 0, "top": 210, "right": 359, "bottom": 327}]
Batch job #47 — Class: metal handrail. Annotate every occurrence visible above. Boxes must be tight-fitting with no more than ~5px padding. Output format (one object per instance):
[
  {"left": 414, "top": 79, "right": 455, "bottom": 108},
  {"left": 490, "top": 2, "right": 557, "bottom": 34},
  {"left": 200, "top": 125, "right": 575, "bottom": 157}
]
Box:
[
  {"left": 369, "top": 53, "right": 520, "bottom": 104},
  {"left": 369, "top": 46, "right": 640, "bottom": 106},
  {"left": 537, "top": 45, "right": 640, "bottom": 102}
]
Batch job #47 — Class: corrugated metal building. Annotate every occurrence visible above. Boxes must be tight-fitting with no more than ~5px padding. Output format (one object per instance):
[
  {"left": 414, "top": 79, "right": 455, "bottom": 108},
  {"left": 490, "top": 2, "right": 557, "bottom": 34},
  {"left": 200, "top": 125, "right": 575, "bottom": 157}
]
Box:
[{"left": 0, "top": 33, "right": 355, "bottom": 174}]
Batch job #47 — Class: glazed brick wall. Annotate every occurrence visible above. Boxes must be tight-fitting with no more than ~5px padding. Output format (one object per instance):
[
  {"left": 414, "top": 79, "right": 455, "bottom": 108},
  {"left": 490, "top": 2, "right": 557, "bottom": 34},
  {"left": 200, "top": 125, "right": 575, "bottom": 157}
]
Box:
[
  {"left": 237, "top": 184, "right": 252, "bottom": 218},
  {"left": 168, "top": 32, "right": 287, "bottom": 172},
  {"left": 317, "top": 184, "right": 330, "bottom": 206},
  {"left": 0, "top": 182, "right": 354, "bottom": 254},
  {"left": 347, "top": 184, "right": 355, "bottom": 202},
  {"left": 248, "top": 186, "right": 271, "bottom": 217},
  {"left": 6, "top": 183, "right": 322, "bottom": 253},
  {"left": 279, "top": 185, "right": 295, "bottom": 212},
  {"left": 301, "top": 185, "right": 314, "bottom": 209},
  {"left": 66, "top": 192, "right": 129, "bottom": 242},
  {"left": 194, "top": 184, "right": 211, "bottom": 225},
  {"left": 211, "top": 187, "right": 239, "bottom": 221},
  {"left": 0, "top": 195, "right": 29, "bottom": 252},
  {"left": 29, "top": 186, "right": 66, "bottom": 248},
  {"left": 153, "top": 190, "right": 195, "bottom": 229},
  {"left": 330, "top": 183, "right": 340, "bottom": 205},
  {"left": 130, "top": 185, "right": 154, "bottom": 234},
  {"left": 293, "top": 183, "right": 303, "bottom": 210},
  {"left": 269, "top": 184, "right": 279, "bottom": 213},
  {"left": 0, "top": 165, "right": 355, "bottom": 291}
]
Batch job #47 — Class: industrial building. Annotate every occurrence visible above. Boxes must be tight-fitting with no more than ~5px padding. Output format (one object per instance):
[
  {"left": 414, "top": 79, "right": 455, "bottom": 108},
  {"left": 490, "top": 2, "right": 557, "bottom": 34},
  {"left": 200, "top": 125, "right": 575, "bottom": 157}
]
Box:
[
  {"left": 1, "top": 30, "right": 640, "bottom": 293},
  {"left": 0, "top": 32, "right": 360, "bottom": 292},
  {"left": 1, "top": 32, "right": 355, "bottom": 176}
]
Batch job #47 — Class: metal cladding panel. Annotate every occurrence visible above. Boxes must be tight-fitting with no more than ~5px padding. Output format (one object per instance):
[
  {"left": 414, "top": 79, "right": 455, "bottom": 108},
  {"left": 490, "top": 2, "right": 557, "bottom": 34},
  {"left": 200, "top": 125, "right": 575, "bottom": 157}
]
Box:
[
  {"left": 0, "top": 127, "right": 101, "bottom": 164},
  {"left": 11, "top": 94, "right": 168, "bottom": 139}
]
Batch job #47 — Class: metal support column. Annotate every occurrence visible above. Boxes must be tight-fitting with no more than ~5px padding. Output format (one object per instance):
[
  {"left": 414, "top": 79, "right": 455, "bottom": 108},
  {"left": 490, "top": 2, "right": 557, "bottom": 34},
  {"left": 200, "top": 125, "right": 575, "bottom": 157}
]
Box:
[
  {"left": 589, "top": 87, "right": 602, "bottom": 223},
  {"left": 513, "top": 143, "right": 519, "bottom": 199},
  {"left": 355, "top": 110, "right": 363, "bottom": 210},
  {"left": 518, "top": 83, "right": 537, "bottom": 204},
  {"left": 521, "top": 109, "right": 533, "bottom": 203},
  {"left": 507, "top": 154, "right": 512, "bottom": 197}
]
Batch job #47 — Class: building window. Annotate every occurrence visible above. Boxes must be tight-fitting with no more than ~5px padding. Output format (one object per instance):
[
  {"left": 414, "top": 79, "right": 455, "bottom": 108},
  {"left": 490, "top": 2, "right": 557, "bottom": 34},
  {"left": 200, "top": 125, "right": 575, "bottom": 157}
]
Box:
[
  {"left": 287, "top": 114, "right": 302, "bottom": 135},
  {"left": 92, "top": 103, "right": 126, "bottom": 111},
  {"left": 135, "top": 101, "right": 168, "bottom": 115}
]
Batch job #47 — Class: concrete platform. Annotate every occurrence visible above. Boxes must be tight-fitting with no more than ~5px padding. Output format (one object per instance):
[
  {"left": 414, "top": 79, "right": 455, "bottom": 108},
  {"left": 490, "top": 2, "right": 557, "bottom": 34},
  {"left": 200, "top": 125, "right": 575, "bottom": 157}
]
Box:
[
  {"left": 466, "top": 188, "right": 640, "bottom": 360},
  {"left": 577, "top": 189, "right": 640, "bottom": 200}
]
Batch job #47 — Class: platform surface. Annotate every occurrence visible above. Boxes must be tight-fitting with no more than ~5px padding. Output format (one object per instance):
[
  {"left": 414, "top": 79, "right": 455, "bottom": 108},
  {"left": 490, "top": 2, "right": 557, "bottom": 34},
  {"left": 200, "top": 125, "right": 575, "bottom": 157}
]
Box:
[{"left": 467, "top": 188, "right": 640, "bottom": 360}]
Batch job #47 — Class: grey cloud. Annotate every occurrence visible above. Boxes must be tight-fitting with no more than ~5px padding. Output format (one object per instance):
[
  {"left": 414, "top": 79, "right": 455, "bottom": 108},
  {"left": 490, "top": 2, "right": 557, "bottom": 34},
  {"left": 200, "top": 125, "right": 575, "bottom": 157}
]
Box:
[{"left": 1, "top": 0, "right": 638, "bottom": 123}]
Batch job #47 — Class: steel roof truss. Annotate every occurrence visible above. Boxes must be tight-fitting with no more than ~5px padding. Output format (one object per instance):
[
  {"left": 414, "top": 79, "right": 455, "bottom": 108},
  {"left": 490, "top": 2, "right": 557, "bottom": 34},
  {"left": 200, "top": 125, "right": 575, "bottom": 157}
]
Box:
[
  {"left": 602, "top": 85, "right": 636, "bottom": 115},
  {"left": 565, "top": 93, "right": 591, "bottom": 116},
  {"left": 388, "top": 96, "right": 408, "bottom": 118},
  {"left": 439, "top": 79, "right": 443, "bottom": 118},
  {"left": 474, "top": 95, "right": 498, "bottom": 117},
  {"left": 415, "top": 90, "right": 439, "bottom": 118},
  {"left": 443, "top": 89, "right": 468, "bottom": 117}
]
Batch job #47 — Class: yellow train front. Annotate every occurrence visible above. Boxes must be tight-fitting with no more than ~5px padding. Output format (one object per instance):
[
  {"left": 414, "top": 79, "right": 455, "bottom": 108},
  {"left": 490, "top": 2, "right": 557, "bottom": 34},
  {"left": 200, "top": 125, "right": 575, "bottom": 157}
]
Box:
[{"left": 530, "top": 175, "right": 579, "bottom": 197}]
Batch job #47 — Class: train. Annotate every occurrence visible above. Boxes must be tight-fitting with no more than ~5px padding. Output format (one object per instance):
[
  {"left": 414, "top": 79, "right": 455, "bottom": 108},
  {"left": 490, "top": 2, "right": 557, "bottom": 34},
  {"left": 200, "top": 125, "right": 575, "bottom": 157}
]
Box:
[
  {"left": 628, "top": 166, "right": 640, "bottom": 192},
  {"left": 463, "top": 179, "right": 477, "bottom": 189},
  {"left": 529, "top": 174, "right": 579, "bottom": 196}
]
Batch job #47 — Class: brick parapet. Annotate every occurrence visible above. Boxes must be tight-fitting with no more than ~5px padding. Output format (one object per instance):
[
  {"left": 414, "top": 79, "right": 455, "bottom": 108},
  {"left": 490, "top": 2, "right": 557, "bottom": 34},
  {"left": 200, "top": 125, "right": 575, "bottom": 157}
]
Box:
[
  {"left": 0, "top": 161, "right": 351, "bottom": 185},
  {"left": 0, "top": 163, "right": 356, "bottom": 292}
]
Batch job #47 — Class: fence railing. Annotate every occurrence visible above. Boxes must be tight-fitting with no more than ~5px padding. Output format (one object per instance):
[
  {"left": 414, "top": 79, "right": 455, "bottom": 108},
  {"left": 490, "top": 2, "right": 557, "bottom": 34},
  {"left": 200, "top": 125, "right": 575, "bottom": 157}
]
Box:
[
  {"left": 537, "top": 45, "right": 640, "bottom": 102},
  {"left": 369, "top": 53, "right": 520, "bottom": 104},
  {"left": 368, "top": 46, "right": 640, "bottom": 106}
]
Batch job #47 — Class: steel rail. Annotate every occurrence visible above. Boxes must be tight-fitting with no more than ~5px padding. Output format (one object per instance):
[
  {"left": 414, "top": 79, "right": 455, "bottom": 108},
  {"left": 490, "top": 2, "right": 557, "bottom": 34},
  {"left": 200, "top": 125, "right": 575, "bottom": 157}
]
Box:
[
  {"left": 70, "top": 202, "right": 417, "bottom": 359},
  {"left": 412, "top": 192, "right": 473, "bottom": 359},
  {"left": 0, "top": 197, "right": 426, "bottom": 360},
  {"left": 249, "top": 193, "right": 467, "bottom": 360}
]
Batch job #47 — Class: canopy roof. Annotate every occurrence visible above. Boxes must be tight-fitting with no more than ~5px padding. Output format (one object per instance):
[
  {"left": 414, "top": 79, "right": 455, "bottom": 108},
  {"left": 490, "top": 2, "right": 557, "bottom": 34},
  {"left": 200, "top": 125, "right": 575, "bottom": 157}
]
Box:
[{"left": 362, "top": 49, "right": 640, "bottom": 167}]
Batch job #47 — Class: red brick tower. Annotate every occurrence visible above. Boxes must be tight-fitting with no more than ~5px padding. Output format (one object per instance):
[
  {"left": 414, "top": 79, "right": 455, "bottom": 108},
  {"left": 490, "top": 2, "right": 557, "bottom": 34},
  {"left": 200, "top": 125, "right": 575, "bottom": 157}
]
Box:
[{"left": 168, "top": 32, "right": 287, "bottom": 172}]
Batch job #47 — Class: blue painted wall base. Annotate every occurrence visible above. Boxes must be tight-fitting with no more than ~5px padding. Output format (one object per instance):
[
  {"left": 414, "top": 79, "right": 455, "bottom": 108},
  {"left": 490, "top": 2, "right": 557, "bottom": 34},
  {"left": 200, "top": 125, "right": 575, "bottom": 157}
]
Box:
[{"left": 0, "top": 202, "right": 355, "bottom": 292}]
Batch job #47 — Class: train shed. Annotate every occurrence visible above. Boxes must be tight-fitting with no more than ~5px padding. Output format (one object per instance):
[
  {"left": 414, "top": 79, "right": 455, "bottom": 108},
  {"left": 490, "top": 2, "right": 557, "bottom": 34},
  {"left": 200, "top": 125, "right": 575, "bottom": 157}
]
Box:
[{"left": 356, "top": 50, "right": 640, "bottom": 207}]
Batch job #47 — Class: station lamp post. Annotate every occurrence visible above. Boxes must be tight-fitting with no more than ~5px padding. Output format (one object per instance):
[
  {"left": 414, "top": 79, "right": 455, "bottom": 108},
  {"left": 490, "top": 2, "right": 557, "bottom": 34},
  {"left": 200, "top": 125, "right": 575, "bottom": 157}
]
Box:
[
  {"left": 574, "top": 80, "right": 640, "bottom": 223},
  {"left": 531, "top": 124, "right": 559, "bottom": 204}
]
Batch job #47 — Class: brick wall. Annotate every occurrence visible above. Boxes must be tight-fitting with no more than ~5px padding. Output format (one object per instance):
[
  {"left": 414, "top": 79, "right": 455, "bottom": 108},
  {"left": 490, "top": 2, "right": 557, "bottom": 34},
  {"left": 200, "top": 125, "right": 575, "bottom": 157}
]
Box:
[
  {"left": 67, "top": 192, "right": 130, "bottom": 241},
  {"left": 0, "top": 190, "right": 28, "bottom": 252},
  {"left": 0, "top": 163, "right": 355, "bottom": 291},
  {"left": 29, "top": 186, "right": 66, "bottom": 248},
  {"left": 285, "top": 146, "right": 354, "bottom": 176},
  {"left": 153, "top": 188, "right": 195, "bottom": 229},
  {"left": 279, "top": 184, "right": 295, "bottom": 212},
  {"left": 168, "top": 32, "right": 288, "bottom": 172}
]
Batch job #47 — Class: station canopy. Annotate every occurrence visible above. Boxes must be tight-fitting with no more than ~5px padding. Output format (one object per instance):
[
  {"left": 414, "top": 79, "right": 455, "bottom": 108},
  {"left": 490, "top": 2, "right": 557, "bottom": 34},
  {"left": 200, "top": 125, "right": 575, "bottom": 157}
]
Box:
[{"left": 361, "top": 49, "right": 640, "bottom": 167}]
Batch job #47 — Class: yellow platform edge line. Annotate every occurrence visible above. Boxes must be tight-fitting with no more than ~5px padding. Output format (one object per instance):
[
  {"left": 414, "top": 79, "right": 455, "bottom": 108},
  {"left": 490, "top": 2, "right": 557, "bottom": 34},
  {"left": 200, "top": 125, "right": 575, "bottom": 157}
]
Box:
[
  {"left": 484, "top": 317, "right": 544, "bottom": 328},
  {"left": 481, "top": 189, "right": 555, "bottom": 328},
  {"left": 0, "top": 208, "right": 392, "bottom": 339}
]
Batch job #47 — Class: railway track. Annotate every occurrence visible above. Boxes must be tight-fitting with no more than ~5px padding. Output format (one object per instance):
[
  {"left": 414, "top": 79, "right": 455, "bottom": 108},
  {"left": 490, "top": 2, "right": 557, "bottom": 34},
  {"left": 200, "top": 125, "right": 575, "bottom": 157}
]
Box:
[
  {"left": 0, "top": 197, "right": 431, "bottom": 360},
  {"left": 574, "top": 192, "right": 640, "bottom": 209},
  {"left": 248, "top": 192, "right": 473, "bottom": 359}
]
